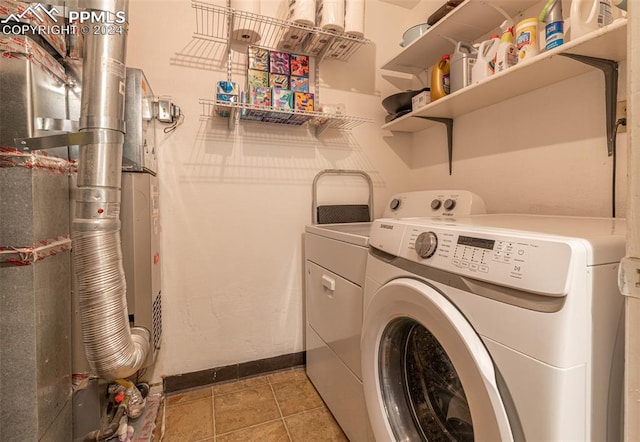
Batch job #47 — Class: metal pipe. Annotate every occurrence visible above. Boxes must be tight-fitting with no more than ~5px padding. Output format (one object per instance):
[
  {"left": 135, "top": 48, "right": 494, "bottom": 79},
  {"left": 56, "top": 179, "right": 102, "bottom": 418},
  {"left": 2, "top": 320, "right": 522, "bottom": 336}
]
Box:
[
  {"left": 73, "top": 0, "right": 149, "bottom": 381},
  {"left": 82, "top": 404, "right": 127, "bottom": 442}
]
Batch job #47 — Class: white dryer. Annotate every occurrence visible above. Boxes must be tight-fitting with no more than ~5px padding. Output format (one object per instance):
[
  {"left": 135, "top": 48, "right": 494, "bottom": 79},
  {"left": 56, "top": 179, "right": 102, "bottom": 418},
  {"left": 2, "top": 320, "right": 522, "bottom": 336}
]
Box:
[
  {"left": 305, "top": 191, "right": 485, "bottom": 441},
  {"left": 362, "top": 215, "right": 626, "bottom": 441}
]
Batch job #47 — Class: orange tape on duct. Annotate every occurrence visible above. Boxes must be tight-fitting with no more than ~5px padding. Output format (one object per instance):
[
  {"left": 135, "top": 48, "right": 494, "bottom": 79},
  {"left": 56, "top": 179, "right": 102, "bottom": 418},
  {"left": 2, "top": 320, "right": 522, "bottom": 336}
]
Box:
[
  {"left": 0, "top": 146, "right": 76, "bottom": 174},
  {"left": 0, "top": 236, "right": 71, "bottom": 266}
]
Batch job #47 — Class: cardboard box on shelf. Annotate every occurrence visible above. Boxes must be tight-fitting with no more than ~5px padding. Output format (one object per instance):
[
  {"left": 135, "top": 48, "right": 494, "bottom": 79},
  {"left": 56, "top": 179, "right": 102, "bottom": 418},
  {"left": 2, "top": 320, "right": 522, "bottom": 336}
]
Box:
[
  {"left": 273, "top": 88, "right": 294, "bottom": 110},
  {"left": 248, "top": 69, "right": 269, "bottom": 88},
  {"left": 290, "top": 76, "right": 309, "bottom": 92},
  {"left": 269, "top": 74, "right": 290, "bottom": 89},
  {"left": 290, "top": 53, "right": 309, "bottom": 77},
  {"left": 269, "top": 51, "right": 290, "bottom": 74},
  {"left": 248, "top": 46, "right": 269, "bottom": 71},
  {"left": 294, "top": 92, "right": 314, "bottom": 111}
]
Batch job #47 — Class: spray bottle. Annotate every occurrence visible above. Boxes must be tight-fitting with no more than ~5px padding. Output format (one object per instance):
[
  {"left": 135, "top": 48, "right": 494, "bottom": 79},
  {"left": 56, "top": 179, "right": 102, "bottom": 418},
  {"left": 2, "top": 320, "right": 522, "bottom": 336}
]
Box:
[
  {"left": 540, "top": 0, "right": 564, "bottom": 50},
  {"left": 494, "top": 20, "right": 517, "bottom": 73}
]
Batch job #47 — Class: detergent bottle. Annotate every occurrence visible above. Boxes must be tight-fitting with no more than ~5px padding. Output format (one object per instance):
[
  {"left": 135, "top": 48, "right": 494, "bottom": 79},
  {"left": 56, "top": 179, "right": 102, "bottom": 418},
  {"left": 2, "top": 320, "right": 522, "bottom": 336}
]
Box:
[
  {"left": 494, "top": 21, "right": 517, "bottom": 73},
  {"left": 471, "top": 35, "right": 499, "bottom": 84},
  {"left": 430, "top": 54, "right": 450, "bottom": 102},
  {"left": 540, "top": 0, "right": 564, "bottom": 50},
  {"left": 570, "top": 0, "right": 613, "bottom": 41},
  {"left": 450, "top": 41, "right": 476, "bottom": 93}
]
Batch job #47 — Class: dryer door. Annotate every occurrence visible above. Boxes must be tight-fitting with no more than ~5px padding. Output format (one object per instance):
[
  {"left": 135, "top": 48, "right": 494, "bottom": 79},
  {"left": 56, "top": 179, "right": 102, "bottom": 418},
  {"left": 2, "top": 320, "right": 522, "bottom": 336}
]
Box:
[{"left": 361, "top": 278, "right": 514, "bottom": 442}]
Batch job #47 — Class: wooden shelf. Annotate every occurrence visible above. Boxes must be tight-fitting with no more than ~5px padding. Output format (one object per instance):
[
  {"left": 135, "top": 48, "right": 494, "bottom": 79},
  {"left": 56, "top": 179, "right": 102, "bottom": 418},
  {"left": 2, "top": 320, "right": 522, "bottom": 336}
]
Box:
[
  {"left": 381, "top": 0, "right": 540, "bottom": 75},
  {"left": 382, "top": 19, "right": 627, "bottom": 133}
]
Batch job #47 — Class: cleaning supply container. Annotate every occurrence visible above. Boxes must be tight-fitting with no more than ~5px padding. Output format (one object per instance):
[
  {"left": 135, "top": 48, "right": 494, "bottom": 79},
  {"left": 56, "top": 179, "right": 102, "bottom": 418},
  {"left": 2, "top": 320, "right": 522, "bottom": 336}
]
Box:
[
  {"left": 450, "top": 41, "right": 476, "bottom": 93},
  {"left": 471, "top": 35, "right": 499, "bottom": 84},
  {"left": 430, "top": 54, "right": 450, "bottom": 102},
  {"left": 540, "top": 0, "right": 564, "bottom": 50},
  {"left": 494, "top": 22, "right": 517, "bottom": 73},
  {"left": 570, "top": 0, "right": 613, "bottom": 40},
  {"left": 515, "top": 17, "right": 540, "bottom": 61}
]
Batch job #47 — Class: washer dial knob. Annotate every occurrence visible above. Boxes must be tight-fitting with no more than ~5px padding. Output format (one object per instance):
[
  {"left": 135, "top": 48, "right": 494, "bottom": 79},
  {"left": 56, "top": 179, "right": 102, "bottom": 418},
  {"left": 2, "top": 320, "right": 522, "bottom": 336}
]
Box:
[
  {"left": 430, "top": 199, "right": 442, "bottom": 210},
  {"left": 390, "top": 198, "right": 401, "bottom": 210},
  {"left": 415, "top": 231, "right": 438, "bottom": 259},
  {"left": 444, "top": 199, "right": 456, "bottom": 211}
]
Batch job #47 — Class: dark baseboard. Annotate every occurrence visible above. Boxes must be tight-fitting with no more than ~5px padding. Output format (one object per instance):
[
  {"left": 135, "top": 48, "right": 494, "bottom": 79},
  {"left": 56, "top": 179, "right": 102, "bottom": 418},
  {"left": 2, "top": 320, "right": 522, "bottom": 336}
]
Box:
[{"left": 163, "top": 351, "right": 306, "bottom": 394}]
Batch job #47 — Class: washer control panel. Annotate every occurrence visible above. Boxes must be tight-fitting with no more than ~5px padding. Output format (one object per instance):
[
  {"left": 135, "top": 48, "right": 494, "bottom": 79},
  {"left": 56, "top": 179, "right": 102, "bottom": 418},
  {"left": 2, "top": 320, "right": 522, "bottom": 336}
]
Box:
[{"left": 370, "top": 219, "right": 574, "bottom": 296}]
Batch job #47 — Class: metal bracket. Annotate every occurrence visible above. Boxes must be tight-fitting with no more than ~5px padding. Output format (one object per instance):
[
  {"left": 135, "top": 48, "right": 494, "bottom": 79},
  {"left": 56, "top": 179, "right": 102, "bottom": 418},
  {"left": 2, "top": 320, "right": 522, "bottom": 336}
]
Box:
[
  {"left": 416, "top": 116, "right": 454, "bottom": 175},
  {"left": 560, "top": 53, "right": 618, "bottom": 156},
  {"left": 15, "top": 130, "right": 124, "bottom": 152},
  {"left": 619, "top": 256, "right": 640, "bottom": 299},
  {"left": 34, "top": 117, "right": 79, "bottom": 133}
]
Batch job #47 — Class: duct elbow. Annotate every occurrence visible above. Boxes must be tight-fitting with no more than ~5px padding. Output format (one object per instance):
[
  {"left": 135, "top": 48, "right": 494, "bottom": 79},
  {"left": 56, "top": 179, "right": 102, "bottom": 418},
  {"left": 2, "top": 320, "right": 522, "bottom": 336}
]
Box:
[{"left": 98, "top": 328, "right": 151, "bottom": 382}]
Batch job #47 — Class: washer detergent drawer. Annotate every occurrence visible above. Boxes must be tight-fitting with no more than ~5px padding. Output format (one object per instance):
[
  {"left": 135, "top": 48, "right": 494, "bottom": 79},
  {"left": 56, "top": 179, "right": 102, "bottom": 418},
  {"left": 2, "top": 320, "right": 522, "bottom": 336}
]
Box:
[{"left": 306, "top": 261, "right": 362, "bottom": 378}]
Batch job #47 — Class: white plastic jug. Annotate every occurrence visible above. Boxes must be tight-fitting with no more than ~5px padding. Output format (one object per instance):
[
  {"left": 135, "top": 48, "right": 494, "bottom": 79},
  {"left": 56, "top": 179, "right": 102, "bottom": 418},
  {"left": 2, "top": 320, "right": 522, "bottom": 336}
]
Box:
[
  {"left": 450, "top": 41, "right": 476, "bottom": 93},
  {"left": 471, "top": 36, "right": 499, "bottom": 84},
  {"left": 570, "top": 0, "right": 613, "bottom": 41}
]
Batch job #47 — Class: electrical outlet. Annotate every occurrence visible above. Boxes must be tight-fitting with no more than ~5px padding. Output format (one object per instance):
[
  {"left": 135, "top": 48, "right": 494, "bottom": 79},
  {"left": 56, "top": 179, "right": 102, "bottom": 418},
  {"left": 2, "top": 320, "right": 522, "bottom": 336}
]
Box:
[
  {"left": 616, "top": 100, "right": 627, "bottom": 134},
  {"left": 157, "top": 99, "right": 172, "bottom": 123}
]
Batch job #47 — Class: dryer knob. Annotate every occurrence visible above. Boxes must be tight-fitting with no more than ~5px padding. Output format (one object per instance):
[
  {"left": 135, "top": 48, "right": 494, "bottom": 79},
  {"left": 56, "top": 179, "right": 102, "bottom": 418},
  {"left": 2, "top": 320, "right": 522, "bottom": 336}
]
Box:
[
  {"left": 444, "top": 199, "right": 456, "bottom": 211},
  {"left": 415, "top": 231, "right": 438, "bottom": 259},
  {"left": 390, "top": 198, "right": 401, "bottom": 211},
  {"left": 430, "top": 199, "right": 442, "bottom": 210}
]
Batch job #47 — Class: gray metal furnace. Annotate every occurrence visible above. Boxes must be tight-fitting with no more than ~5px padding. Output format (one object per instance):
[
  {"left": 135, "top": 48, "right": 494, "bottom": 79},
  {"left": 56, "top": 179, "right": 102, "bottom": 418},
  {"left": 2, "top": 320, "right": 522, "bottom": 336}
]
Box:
[{"left": 0, "top": 35, "right": 73, "bottom": 442}]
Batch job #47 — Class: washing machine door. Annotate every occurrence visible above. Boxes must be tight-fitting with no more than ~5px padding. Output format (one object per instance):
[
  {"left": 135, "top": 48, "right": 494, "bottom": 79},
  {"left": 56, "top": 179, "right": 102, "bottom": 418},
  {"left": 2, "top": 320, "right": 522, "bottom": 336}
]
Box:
[{"left": 361, "top": 278, "right": 513, "bottom": 442}]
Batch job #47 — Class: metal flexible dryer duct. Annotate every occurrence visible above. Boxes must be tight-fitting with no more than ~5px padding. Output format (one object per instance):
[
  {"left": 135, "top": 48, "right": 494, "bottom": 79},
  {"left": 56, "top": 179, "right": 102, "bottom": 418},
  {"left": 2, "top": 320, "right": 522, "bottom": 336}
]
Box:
[{"left": 73, "top": 0, "right": 149, "bottom": 381}]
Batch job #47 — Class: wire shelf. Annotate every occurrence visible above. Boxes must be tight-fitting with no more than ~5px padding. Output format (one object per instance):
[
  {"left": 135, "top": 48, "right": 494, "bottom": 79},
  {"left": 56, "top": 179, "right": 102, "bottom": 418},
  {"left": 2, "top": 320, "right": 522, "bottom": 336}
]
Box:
[
  {"left": 200, "top": 99, "right": 373, "bottom": 133},
  {"left": 191, "top": 1, "right": 370, "bottom": 61}
]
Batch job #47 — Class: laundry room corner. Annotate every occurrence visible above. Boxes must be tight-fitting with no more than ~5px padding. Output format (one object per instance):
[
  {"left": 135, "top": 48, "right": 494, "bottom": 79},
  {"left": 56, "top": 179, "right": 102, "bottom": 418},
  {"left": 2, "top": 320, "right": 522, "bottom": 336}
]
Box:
[{"left": 124, "top": 0, "right": 415, "bottom": 384}]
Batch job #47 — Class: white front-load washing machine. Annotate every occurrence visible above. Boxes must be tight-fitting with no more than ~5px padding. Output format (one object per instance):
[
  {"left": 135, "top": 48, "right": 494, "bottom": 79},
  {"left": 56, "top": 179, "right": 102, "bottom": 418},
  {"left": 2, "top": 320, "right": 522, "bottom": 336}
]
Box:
[
  {"left": 304, "top": 191, "right": 485, "bottom": 441},
  {"left": 362, "top": 215, "right": 626, "bottom": 441}
]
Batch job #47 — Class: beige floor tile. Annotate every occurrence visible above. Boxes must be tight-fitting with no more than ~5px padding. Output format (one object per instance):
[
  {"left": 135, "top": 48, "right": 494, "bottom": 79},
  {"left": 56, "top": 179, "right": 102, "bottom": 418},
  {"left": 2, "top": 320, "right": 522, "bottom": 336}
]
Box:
[
  {"left": 271, "top": 376, "right": 324, "bottom": 416},
  {"left": 163, "top": 397, "right": 214, "bottom": 442},
  {"left": 285, "top": 407, "right": 348, "bottom": 442},
  {"left": 216, "top": 420, "right": 290, "bottom": 442},
  {"left": 267, "top": 367, "right": 307, "bottom": 385},
  {"left": 166, "top": 386, "right": 212, "bottom": 406},
  {"left": 212, "top": 375, "right": 269, "bottom": 395},
  {"left": 214, "top": 385, "right": 281, "bottom": 434}
]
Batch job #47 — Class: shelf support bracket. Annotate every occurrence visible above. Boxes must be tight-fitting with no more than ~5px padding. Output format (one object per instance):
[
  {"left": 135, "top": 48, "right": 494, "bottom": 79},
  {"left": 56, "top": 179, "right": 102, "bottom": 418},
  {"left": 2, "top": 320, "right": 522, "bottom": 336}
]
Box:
[
  {"left": 416, "top": 116, "right": 454, "bottom": 175},
  {"left": 560, "top": 53, "right": 618, "bottom": 157}
]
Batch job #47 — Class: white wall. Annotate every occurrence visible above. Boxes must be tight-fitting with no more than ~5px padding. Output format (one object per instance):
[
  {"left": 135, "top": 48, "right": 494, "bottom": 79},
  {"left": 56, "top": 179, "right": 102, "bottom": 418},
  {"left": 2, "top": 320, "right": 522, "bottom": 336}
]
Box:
[
  {"left": 126, "top": 0, "right": 414, "bottom": 382},
  {"left": 126, "top": 0, "right": 628, "bottom": 383},
  {"left": 407, "top": 65, "right": 628, "bottom": 216}
]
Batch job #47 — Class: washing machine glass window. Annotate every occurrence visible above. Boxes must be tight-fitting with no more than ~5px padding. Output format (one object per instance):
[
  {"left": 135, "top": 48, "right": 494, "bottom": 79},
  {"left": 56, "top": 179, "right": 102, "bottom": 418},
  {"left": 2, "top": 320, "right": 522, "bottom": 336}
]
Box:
[{"left": 380, "top": 318, "right": 473, "bottom": 442}]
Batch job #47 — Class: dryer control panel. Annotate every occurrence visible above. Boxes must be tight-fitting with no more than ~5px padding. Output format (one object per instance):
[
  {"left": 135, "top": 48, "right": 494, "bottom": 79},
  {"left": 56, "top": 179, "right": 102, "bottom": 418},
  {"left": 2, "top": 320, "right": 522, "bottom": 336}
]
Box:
[
  {"left": 382, "top": 190, "right": 486, "bottom": 219},
  {"left": 370, "top": 219, "right": 576, "bottom": 297}
]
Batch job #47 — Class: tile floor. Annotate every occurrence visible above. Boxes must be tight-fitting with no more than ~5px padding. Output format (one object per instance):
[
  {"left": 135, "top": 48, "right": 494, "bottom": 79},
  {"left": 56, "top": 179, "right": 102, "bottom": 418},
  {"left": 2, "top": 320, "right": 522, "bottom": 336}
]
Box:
[{"left": 155, "top": 367, "right": 348, "bottom": 442}]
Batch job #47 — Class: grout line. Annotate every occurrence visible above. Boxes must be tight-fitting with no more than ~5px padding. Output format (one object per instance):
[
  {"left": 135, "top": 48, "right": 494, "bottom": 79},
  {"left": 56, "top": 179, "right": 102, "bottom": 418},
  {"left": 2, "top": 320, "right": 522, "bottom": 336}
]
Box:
[
  {"left": 211, "top": 391, "right": 217, "bottom": 441},
  {"left": 158, "top": 396, "right": 166, "bottom": 442},
  {"left": 165, "top": 386, "right": 214, "bottom": 408},
  {"left": 214, "top": 417, "right": 286, "bottom": 439},
  {"left": 268, "top": 380, "right": 293, "bottom": 442},
  {"left": 281, "top": 403, "right": 326, "bottom": 419}
]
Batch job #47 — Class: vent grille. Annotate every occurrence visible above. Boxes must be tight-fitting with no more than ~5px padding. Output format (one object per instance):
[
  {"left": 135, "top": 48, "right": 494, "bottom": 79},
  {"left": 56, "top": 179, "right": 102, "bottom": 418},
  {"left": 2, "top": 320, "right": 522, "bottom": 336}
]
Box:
[{"left": 152, "top": 293, "right": 162, "bottom": 350}]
